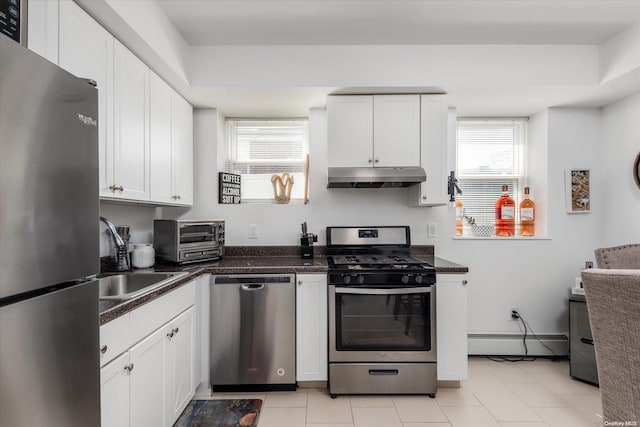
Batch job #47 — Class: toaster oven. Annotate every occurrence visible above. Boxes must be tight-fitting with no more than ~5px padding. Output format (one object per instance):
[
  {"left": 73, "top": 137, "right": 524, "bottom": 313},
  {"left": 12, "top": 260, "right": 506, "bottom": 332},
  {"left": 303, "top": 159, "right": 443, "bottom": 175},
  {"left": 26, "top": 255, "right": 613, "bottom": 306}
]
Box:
[{"left": 154, "top": 220, "right": 225, "bottom": 264}]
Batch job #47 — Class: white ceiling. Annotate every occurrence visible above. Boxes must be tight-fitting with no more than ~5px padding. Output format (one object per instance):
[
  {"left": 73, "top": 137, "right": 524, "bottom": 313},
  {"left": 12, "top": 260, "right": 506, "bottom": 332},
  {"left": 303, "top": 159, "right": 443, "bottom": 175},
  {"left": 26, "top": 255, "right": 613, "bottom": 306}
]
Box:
[
  {"left": 157, "top": 0, "right": 640, "bottom": 46},
  {"left": 149, "top": 0, "right": 640, "bottom": 116}
]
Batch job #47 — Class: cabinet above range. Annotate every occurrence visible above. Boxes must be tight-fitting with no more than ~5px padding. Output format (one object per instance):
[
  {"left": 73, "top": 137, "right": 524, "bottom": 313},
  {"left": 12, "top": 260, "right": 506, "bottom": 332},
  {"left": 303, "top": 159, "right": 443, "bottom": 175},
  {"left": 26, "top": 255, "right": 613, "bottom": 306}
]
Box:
[
  {"left": 327, "top": 95, "right": 420, "bottom": 168},
  {"left": 326, "top": 93, "right": 449, "bottom": 205}
]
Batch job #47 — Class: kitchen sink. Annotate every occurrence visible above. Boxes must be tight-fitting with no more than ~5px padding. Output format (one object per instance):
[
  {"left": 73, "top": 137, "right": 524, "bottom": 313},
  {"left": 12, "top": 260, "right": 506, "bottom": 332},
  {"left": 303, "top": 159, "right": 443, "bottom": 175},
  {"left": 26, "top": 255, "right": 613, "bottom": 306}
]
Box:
[{"left": 98, "top": 272, "right": 188, "bottom": 301}]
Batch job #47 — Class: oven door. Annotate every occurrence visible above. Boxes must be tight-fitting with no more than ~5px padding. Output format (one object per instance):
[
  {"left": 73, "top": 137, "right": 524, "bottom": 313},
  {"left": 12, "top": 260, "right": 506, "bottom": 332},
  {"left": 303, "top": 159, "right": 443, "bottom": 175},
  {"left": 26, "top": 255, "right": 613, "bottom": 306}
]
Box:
[{"left": 329, "top": 285, "right": 436, "bottom": 363}]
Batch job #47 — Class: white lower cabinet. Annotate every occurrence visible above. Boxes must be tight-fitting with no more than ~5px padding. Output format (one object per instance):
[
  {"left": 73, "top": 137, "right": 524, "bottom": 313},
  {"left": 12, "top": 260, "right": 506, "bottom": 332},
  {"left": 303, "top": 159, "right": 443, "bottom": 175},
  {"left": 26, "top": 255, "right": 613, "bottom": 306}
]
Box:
[
  {"left": 296, "top": 273, "right": 328, "bottom": 382},
  {"left": 99, "top": 281, "right": 196, "bottom": 427},
  {"left": 100, "top": 352, "right": 131, "bottom": 427},
  {"left": 130, "top": 325, "right": 167, "bottom": 427},
  {"left": 436, "top": 274, "right": 469, "bottom": 380},
  {"left": 166, "top": 306, "right": 197, "bottom": 423}
]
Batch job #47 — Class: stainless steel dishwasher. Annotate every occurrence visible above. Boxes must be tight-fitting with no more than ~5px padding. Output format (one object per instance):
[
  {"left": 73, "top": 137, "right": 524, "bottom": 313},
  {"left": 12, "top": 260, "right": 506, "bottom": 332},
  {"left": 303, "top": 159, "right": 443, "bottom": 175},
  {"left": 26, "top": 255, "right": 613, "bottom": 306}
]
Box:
[{"left": 210, "top": 274, "right": 296, "bottom": 391}]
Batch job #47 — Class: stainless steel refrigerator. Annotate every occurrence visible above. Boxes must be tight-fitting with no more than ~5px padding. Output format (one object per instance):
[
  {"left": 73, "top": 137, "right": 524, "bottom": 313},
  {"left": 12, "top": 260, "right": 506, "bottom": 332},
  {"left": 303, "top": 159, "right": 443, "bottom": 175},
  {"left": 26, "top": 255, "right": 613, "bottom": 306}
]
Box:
[{"left": 0, "top": 35, "right": 101, "bottom": 426}]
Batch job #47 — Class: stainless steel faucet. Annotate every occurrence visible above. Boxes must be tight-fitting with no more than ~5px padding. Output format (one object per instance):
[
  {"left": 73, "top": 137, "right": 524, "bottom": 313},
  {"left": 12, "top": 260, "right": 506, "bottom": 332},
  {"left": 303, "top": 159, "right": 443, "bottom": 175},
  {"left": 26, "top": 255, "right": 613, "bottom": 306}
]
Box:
[{"left": 100, "top": 216, "right": 129, "bottom": 271}]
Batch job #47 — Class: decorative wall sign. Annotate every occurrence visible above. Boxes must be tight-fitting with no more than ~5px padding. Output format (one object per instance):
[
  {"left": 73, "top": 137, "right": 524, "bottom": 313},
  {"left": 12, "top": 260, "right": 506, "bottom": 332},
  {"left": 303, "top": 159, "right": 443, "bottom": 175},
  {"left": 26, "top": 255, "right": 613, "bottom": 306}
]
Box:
[
  {"left": 565, "top": 169, "right": 590, "bottom": 213},
  {"left": 219, "top": 172, "right": 241, "bottom": 204}
]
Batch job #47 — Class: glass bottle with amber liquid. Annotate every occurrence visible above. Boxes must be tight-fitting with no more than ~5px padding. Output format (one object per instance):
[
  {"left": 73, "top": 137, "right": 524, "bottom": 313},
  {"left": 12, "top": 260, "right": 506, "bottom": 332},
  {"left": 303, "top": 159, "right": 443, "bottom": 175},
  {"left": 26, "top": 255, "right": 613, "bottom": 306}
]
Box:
[
  {"left": 495, "top": 184, "right": 515, "bottom": 236},
  {"left": 455, "top": 196, "right": 463, "bottom": 236},
  {"left": 520, "top": 186, "right": 535, "bottom": 236}
]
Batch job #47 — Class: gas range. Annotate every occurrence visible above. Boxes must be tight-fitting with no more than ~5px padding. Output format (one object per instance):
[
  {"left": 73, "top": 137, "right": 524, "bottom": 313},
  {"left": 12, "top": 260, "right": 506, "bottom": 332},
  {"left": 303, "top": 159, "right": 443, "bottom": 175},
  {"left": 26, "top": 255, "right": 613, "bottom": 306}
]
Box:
[
  {"left": 325, "top": 225, "right": 438, "bottom": 397},
  {"left": 326, "top": 226, "right": 436, "bottom": 286}
]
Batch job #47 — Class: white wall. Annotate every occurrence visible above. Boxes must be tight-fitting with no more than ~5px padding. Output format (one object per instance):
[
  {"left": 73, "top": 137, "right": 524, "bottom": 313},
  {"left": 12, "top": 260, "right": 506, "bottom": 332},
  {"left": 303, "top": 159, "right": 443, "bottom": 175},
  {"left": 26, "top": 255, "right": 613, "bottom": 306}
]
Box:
[
  {"left": 600, "top": 93, "right": 640, "bottom": 245},
  {"left": 180, "top": 106, "right": 607, "bottom": 337},
  {"left": 99, "top": 201, "right": 158, "bottom": 257}
]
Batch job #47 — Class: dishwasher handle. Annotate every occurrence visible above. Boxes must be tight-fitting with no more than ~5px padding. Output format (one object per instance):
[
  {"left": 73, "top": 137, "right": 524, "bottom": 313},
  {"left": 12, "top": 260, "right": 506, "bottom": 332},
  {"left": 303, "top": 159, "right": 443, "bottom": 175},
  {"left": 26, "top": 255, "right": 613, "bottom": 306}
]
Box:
[{"left": 241, "top": 283, "right": 265, "bottom": 291}]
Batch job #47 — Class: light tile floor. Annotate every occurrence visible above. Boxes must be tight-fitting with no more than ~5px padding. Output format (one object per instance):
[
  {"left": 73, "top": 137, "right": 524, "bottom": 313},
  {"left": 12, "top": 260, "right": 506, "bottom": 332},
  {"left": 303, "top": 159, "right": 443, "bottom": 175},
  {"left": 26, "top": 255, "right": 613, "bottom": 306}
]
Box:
[{"left": 197, "top": 357, "right": 603, "bottom": 427}]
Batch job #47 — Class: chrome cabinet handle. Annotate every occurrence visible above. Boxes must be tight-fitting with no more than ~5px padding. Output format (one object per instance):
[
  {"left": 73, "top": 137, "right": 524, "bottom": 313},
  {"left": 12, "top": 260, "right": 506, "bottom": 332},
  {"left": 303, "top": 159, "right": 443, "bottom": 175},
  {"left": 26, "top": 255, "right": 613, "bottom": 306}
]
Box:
[
  {"left": 368, "top": 159, "right": 373, "bottom": 163},
  {"left": 177, "top": 195, "right": 181, "bottom": 200},
  {"left": 124, "top": 363, "right": 134, "bottom": 372},
  {"left": 173, "top": 327, "right": 179, "bottom": 335},
  {"left": 109, "top": 185, "right": 117, "bottom": 191},
  {"left": 462, "top": 280, "right": 468, "bottom": 285},
  {"left": 374, "top": 158, "right": 379, "bottom": 163},
  {"left": 118, "top": 186, "right": 124, "bottom": 192},
  {"left": 298, "top": 280, "right": 303, "bottom": 285},
  {"left": 422, "top": 195, "right": 427, "bottom": 200},
  {"left": 100, "top": 345, "right": 108, "bottom": 354},
  {"left": 167, "top": 331, "right": 174, "bottom": 338}
]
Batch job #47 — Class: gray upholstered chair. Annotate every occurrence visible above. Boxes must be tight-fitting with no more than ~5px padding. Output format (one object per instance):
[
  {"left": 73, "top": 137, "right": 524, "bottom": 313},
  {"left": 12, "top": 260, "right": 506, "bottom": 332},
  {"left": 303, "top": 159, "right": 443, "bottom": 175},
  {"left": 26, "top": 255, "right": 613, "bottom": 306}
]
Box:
[
  {"left": 594, "top": 243, "right": 640, "bottom": 269},
  {"left": 581, "top": 269, "right": 640, "bottom": 423}
]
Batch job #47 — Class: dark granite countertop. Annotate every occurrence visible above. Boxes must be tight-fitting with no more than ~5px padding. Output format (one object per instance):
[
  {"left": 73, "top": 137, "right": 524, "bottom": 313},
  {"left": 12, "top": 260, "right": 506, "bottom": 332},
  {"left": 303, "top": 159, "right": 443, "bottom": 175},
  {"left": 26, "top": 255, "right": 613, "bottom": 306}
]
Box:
[{"left": 99, "top": 245, "right": 467, "bottom": 325}]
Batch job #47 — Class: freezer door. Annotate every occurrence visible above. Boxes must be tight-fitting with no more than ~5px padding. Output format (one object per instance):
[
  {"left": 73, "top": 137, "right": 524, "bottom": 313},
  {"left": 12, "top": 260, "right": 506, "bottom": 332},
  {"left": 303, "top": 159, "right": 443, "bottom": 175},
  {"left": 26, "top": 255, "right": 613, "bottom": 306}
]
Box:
[
  {"left": 0, "top": 36, "right": 99, "bottom": 299},
  {"left": 0, "top": 281, "right": 100, "bottom": 426}
]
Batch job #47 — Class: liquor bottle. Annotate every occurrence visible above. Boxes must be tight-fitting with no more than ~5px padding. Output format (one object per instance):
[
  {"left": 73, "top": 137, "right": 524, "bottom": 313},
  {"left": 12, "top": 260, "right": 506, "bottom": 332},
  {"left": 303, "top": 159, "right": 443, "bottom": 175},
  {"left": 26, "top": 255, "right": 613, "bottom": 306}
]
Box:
[
  {"left": 520, "top": 187, "right": 535, "bottom": 236},
  {"left": 495, "top": 184, "right": 515, "bottom": 236},
  {"left": 455, "top": 196, "right": 463, "bottom": 236}
]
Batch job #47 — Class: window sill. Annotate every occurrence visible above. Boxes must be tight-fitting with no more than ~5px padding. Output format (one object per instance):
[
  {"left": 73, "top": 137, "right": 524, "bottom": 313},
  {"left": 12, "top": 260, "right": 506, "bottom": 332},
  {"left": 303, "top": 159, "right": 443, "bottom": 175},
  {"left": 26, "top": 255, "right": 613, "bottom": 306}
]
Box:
[{"left": 453, "top": 236, "right": 551, "bottom": 240}]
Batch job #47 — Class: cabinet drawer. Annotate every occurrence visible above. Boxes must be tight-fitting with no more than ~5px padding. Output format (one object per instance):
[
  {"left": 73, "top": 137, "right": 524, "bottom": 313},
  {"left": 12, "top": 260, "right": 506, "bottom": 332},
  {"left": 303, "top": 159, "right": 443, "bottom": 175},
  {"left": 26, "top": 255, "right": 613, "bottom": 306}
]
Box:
[
  {"left": 130, "top": 280, "right": 196, "bottom": 345},
  {"left": 100, "top": 312, "right": 132, "bottom": 367},
  {"left": 569, "top": 300, "right": 599, "bottom": 385}
]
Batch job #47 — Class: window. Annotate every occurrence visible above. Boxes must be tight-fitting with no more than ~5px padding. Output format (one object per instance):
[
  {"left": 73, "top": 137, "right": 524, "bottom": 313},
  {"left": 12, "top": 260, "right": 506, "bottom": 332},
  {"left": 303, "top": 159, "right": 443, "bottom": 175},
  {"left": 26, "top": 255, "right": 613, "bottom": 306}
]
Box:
[
  {"left": 456, "top": 119, "right": 528, "bottom": 228},
  {"left": 226, "top": 119, "right": 309, "bottom": 203}
]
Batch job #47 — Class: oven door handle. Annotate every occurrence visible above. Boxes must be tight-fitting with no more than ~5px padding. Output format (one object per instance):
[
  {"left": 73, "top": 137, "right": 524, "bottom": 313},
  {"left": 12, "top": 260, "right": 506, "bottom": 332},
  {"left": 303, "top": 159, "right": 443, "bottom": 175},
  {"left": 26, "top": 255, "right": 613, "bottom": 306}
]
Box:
[{"left": 334, "top": 286, "right": 433, "bottom": 295}]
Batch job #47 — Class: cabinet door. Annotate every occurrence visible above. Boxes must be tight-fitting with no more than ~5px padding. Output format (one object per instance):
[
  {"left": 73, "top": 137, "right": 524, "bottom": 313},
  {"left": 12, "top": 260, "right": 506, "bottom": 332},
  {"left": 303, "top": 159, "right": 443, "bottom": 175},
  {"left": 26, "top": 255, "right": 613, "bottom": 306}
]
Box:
[
  {"left": 327, "top": 96, "right": 373, "bottom": 168},
  {"left": 100, "top": 352, "right": 131, "bottom": 427},
  {"left": 149, "top": 71, "right": 174, "bottom": 204},
  {"left": 171, "top": 93, "right": 194, "bottom": 205},
  {"left": 436, "top": 274, "right": 468, "bottom": 380},
  {"left": 58, "top": 0, "right": 114, "bottom": 198},
  {"left": 28, "top": 0, "right": 59, "bottom": 64},
  {"left": 373, "top": 95, "right": 420, "bottom": 167},
  {"left": 296, "top": 274, "right": 328, "bottom": 381},
  {"left": 411, "top": 95, "right": 449, "bottom": 206},
  {"left": 166, "top": 306, "right": 196, "bottom": 425},
  {"left": 113, "top": 40, "right": 150, "bottom": 201},
  {"left": 129, "top": 326, "right": 167, "bottom": 427}
]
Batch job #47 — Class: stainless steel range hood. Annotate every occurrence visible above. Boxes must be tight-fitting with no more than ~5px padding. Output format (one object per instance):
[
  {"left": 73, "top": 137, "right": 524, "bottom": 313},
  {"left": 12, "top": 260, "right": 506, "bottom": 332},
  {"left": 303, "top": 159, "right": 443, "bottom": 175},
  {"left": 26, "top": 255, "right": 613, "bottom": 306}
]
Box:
[{"left": 327, "top": 167, "right": 426, "bottom": 188}]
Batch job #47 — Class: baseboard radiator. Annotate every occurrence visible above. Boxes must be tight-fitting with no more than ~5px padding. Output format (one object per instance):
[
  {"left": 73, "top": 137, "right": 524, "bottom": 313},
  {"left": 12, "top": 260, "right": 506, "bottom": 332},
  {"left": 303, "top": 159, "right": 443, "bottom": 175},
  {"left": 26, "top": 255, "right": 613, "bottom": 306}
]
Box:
[{"left": 468, "top": 333, "right": 569, "bottom": 357}]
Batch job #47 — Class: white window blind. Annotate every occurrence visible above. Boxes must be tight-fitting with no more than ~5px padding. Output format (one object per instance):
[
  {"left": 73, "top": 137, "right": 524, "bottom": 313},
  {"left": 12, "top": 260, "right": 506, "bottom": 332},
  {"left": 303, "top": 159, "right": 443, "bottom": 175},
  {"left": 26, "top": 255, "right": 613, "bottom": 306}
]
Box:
[
  {"left": 457, "top": 119, "right": 527, "bottom": 227},
  {"left": 226, "top": 119, "right": 308, "bottom": 202}
]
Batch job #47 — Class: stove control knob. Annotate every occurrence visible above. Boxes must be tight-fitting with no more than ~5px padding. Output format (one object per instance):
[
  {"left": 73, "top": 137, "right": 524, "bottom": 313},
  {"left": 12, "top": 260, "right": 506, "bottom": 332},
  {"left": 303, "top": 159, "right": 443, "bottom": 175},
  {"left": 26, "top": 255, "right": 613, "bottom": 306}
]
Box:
[
  {"left": 402, "top": 275, "right": 410, "bottom": 284},
  {"left": 357, "top": 275, "right": 365, "bottom": 284},
  {"left": 415, "top": 275, "right": 424, "bottom": 284},
  {"left": 343, "top": 275, "right": 351, "bottom": 285}
]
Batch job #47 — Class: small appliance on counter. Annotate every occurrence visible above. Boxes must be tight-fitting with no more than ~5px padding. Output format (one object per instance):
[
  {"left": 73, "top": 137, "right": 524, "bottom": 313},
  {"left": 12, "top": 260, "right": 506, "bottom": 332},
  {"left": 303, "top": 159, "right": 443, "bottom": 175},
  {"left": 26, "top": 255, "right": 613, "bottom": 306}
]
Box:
[
  {"left": 300, "top": 222, "right": 318, "bottom": 259},
  {"left": 154, "top": 219, "right": 225, "bottom": 264}
]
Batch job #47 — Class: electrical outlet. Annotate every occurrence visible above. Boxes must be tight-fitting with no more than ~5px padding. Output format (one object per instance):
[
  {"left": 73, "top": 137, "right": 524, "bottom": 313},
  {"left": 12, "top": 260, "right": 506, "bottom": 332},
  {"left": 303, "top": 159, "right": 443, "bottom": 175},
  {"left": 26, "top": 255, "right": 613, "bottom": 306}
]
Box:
[
  {"left": 509, "top": 307, "right": 519, "bottom": 320},
  {"left": 427, "top": 223, "right": 438, "bottom": 238},
  {"left": 248, "top": 224, "right": 258, "bottom": 239}
]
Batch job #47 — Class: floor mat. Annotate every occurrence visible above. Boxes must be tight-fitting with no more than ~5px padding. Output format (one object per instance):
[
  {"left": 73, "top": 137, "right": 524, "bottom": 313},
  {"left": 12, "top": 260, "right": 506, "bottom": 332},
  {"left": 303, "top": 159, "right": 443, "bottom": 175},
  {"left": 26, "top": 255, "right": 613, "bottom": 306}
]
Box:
[{"left": 173, "top": 399, "right": 262, "bottom": 427}]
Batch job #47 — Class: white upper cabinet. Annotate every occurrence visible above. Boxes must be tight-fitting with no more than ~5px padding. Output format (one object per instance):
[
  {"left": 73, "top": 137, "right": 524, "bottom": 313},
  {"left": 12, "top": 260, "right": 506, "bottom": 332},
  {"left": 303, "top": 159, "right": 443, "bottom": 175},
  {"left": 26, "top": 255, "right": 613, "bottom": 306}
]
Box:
[
  {"left": 149, "top": 72, "right": 174, "bottom": 204},
  {"left": 327, "top": 96, "right": 373, "bottom": 167},
  {"left": 149, "top": 73, "right": 193, "bottom": 206},
  {"left": 170, "top": 93, "right": 194, "bottom": 205},
  {"left": 58, "top": 0, "right": 114, "bottom": 198},
  {"left": 113, "top": 40, "right": 150, "bottom": 201},
  {"left": 56, "top": 2, "right": 192, "bottom": 205},
  {"left": 28, "top": 0, "right": 59, "bottom": 64},
  {"left": 373, "top": 95, "right": 420, "bottom": 167},
  {"left": 409, "top": 94, "right": 450, "bottom": 206},
  {"left": 327, "top": 95, "right": 420, "bottom": 168}
]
